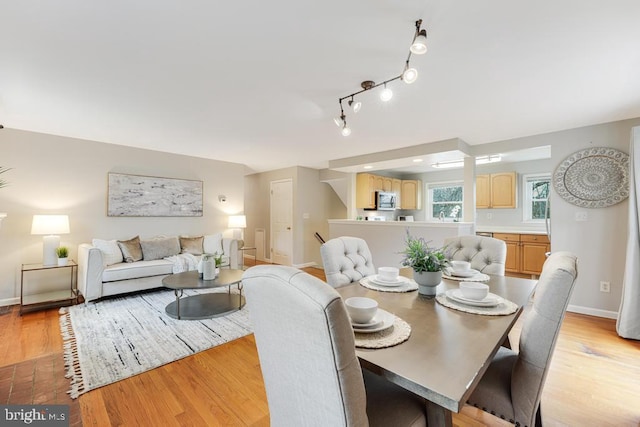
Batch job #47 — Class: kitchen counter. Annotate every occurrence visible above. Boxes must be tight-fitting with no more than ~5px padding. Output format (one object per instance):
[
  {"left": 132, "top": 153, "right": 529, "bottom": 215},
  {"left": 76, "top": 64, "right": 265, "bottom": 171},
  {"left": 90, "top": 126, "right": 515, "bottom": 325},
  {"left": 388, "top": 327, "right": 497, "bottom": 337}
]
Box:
[
  {"left": 327, "top": 220, "right": 474, "bottom": 268},
  {"left": 475, "top": 225, "right": 548, "bottom": 235}
]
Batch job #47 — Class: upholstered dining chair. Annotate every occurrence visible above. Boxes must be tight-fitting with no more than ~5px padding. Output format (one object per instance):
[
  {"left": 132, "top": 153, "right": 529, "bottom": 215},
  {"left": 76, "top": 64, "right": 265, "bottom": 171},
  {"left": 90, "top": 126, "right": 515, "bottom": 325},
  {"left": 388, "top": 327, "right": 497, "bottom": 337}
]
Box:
[
  {"left": 320, "top": 236, "right": 376, "bottom": 288},
  {"left": 467, "top": 251, "right": 578, "bottom": 427},
  {"left": 443, "top": 235, "right": 507, "bottom": 275},
  {"left": 242, "top": 265, "right": 427, "bottom": 427}
]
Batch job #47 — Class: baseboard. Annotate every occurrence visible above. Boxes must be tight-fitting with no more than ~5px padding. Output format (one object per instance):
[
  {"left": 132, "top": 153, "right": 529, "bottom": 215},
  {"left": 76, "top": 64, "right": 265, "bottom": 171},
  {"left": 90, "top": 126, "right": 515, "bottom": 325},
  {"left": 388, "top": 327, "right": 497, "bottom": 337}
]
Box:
[
  {"left": 567, "top": 304, "right": 618, "bottom": 319},
  {"left": 0, "top": 297, "right": 19, "bottom": 307}
]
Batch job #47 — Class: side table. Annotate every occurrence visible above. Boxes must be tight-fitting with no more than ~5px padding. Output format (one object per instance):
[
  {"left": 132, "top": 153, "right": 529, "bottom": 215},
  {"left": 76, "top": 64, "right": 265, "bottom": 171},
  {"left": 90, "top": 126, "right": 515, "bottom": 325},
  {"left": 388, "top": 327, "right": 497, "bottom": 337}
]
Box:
[
  {"left": 239, "top": 247, "right": 257, "bottom": 270},
  {"left": 20, "top": 260, "right": 79, "bottom": 315}
]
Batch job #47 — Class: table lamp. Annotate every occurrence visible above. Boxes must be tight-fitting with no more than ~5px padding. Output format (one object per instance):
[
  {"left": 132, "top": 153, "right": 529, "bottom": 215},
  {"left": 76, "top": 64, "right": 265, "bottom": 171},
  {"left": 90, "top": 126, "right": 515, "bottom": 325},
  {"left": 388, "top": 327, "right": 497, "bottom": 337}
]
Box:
[
  {"left": 31, "top": 215, "right": 70, "bottom": 266},
  {"left": 228, "top": 215, "right": 246, "bottom": 241}
]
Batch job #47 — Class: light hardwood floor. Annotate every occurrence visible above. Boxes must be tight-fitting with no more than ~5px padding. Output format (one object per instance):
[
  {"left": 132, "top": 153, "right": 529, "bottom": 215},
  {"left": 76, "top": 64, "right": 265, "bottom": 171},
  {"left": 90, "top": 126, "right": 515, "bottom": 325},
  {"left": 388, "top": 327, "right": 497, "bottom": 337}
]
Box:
[{"left": 1, "top": 263, "right": 639, "bottom": 426}]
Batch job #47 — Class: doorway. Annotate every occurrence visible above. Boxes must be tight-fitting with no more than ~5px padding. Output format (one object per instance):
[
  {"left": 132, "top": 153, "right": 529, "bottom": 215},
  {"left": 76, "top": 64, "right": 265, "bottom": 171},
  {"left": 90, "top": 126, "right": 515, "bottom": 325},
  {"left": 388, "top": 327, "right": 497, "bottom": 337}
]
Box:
[{"left": 270, "top": 179, "right": 293, "bottom": 266}]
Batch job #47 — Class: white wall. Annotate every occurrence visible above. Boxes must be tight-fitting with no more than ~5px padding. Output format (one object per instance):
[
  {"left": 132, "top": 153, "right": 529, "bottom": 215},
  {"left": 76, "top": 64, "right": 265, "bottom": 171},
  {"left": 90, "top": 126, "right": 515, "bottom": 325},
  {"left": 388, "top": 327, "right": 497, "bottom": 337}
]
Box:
[{"left": 0, "top": 129, "right": 246, "bottom": 304}]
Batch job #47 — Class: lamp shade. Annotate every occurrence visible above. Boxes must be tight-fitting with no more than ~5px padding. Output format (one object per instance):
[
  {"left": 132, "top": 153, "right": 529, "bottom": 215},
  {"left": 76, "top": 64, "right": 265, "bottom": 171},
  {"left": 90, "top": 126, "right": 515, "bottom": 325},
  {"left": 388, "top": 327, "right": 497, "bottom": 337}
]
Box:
[
  {"left": 228, "top": 215, "right": 246, "bottom": 229},
  {"left": 31, "top": 215, "right": 70, "bottom": 235}
]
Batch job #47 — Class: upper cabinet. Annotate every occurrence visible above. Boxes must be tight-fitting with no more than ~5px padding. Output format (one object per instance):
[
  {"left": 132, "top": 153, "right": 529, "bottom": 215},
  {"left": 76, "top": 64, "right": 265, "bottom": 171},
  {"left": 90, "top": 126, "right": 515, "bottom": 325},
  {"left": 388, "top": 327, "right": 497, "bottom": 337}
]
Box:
[
  {"left": 356, "top": 173, "right": 377, "bottom": 209},
  {"left": 401, "top": 180, "right": 422, "bottom": 210},
  {"left": 476, "top": 172, "right": 516, "bottom": 209}
]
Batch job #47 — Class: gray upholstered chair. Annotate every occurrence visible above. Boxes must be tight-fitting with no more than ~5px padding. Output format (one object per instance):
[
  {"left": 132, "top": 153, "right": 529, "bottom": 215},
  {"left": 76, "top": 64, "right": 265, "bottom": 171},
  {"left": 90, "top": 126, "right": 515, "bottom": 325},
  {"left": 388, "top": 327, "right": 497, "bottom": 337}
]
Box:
[
  {"left": 467, "top": 251, "right": 578, "bottom": 427},
  {"left": 443, "top": 235, "right": 507, "bottom": 275},
  {"left": 242, "top": 265, "right": 427, "bottom": 427},
  {"left": 320, "top": 236, "right": 376, "bottom": 288}
]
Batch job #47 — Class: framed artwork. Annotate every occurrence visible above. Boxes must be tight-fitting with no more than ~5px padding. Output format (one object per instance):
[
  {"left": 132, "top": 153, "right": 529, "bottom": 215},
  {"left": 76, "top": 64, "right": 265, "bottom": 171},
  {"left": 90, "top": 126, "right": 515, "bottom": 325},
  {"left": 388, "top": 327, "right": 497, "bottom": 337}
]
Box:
[{"left": 107, "top": 173, "right": 203, "bottom": 217}]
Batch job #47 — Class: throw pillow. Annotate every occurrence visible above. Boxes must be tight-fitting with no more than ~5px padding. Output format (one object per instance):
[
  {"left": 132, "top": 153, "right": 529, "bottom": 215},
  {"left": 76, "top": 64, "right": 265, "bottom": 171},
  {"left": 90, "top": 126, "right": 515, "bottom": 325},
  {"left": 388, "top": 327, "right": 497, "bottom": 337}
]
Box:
[
  {"left": 92, "top": 239, "right": 124, "bottom": 266},
  {"left": 180, "top": 236, "right": 204, "bottom": 255},
  {"left": 117, "top": 236, "right": 143, "bottom": 263},
  {"left": 203, "top": 233, "right": 224, "bottom": 255},
  {"left": 140, "top": 236, "right": 181, "bottom": 261}
]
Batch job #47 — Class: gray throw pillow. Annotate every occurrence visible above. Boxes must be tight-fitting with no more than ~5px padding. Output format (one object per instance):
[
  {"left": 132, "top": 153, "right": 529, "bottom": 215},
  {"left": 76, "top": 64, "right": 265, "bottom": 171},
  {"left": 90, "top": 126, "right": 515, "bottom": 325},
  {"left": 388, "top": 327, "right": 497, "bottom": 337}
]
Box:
[
  {"left": 117, "top": 236, "right": 143, "bottom": 263},
  {"left": 180, "top": 236, "right": 204, "bottom": 255},
  {"left": 140, "top": 236, "right": 181, "bottom": 261}
]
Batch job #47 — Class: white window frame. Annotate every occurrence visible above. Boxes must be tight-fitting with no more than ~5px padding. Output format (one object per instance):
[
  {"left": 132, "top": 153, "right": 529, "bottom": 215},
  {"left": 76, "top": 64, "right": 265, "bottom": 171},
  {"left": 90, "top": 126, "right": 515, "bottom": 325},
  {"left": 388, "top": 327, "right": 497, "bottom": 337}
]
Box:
[
  {"left": 427, "top": 180, "right": 464, "bottom": 221},
  {"left": 522, "top": 173, "right": 551, "bottom": 222}
]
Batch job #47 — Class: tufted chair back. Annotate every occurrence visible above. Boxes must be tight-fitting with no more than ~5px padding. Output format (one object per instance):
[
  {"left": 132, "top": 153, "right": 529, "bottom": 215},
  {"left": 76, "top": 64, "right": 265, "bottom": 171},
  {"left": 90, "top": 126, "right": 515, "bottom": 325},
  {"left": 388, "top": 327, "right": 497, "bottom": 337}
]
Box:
[
  {"left": 320, "top": 236, "right": 376, "bottom": 288},
  {"left": 443, "top": 235, "right": 507, "bottom": 276}
]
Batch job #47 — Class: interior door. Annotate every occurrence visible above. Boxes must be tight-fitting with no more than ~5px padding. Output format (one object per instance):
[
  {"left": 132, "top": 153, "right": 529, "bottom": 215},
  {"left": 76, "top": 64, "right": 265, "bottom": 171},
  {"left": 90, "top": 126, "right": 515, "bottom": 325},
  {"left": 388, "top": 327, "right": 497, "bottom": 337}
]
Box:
[{"left": 270, "top": 179, "right": 293, "bottom": 266}]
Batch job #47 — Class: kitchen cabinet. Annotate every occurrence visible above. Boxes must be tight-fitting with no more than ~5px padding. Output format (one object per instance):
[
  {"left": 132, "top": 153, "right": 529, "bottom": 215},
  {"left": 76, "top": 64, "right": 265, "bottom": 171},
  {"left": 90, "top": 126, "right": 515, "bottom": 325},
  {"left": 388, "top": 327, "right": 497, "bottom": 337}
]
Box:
[
  {"left": 382, "top": 177, "right": 393, "bottom": 192},
  {"left": 476, "top": 172, "right": 517, "bottom": 209},
  {"left": 356, "top": 173, "right": 377, "bottom": 209},
  {"left": 492, "top": 232, "right": 550, "bottom": 275},
  {"left": 392, "top": 179, "right": 402, "bottom": 208},
  {"left": 401, "top": 180, "right": 422, "bottom": 210}
]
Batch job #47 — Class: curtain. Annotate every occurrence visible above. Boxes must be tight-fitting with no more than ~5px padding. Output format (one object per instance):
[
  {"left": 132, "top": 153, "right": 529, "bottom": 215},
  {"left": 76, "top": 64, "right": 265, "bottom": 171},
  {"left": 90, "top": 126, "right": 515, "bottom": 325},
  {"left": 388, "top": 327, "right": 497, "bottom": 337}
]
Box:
[{"left": 618, "top": 126, "right": 640, "bottom": 339}]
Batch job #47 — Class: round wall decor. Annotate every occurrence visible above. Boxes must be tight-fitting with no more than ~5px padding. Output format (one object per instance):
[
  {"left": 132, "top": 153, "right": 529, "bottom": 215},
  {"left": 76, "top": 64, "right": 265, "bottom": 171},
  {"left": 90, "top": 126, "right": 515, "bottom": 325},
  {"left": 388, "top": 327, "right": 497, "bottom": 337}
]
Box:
[{"left": 553, "top": 147, "right": 629, "bottom": 208}]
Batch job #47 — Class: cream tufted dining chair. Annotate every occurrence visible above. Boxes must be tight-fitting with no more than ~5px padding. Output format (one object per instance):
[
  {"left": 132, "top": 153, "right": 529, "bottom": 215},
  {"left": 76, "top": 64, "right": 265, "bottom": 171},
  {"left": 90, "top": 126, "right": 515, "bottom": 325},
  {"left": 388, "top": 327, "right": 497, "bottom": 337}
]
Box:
[
  {"left": 320, "top": 236, "right": 376, "bottom": 288},
  {"left": 443, "top": 235, "right": 507, "bottom": 276},
  {"left": 242, "top": 265, "right": 427, "bottom": 427},
  {"left": 467, "top": 251, "right": 578, "bottom": 427}
]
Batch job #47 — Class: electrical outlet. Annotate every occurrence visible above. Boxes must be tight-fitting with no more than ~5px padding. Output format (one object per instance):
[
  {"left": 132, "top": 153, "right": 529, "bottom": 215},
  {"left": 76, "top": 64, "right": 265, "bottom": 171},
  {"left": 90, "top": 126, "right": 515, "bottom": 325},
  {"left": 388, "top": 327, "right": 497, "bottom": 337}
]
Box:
[
  {"left": 575, "top": 211, "right": 588, "bottom": 221},
  {"left": 486, "top": 213, "right": 493, "bottom": 220},
  {"left": 600, "top": 281, "right": 610, "bottom": 293}
]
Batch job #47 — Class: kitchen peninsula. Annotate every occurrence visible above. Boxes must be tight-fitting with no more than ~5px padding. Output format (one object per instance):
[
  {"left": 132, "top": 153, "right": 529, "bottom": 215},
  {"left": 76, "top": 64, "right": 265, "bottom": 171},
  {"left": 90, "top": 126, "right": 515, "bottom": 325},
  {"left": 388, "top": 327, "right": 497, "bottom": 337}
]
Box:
[{"left": 328, "top": 220, "right": 474, "bottom": 268}]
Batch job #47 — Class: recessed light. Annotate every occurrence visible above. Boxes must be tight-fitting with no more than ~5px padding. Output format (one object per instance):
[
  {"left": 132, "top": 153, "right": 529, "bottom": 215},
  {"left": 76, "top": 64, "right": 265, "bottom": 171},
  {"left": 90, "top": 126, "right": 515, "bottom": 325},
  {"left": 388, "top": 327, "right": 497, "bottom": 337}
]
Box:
[
  {"left": 413, "top": 159, "right": 423, "bottom": 163},
  {"left": 363, "top": 165, "right": 373, "bottom": 170}
]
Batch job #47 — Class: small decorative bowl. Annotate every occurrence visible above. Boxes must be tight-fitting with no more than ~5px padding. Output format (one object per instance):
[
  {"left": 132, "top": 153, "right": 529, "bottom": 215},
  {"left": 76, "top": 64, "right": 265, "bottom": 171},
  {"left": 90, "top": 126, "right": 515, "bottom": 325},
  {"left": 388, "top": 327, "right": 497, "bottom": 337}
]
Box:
[
  {"left": 459, "top": 282, "right": 489, "bottom": 300},
  {"left": 345, "top": 297, "right": 378, "bottom": 324},
  {"left": 378, "top": 266, "right": 399, "bottom": 281}
]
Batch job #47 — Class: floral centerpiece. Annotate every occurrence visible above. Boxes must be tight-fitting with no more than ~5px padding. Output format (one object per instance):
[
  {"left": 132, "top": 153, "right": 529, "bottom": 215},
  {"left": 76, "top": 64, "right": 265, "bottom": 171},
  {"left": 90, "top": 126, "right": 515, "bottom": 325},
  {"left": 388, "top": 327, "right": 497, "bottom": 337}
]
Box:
[{"left": 400, "top": 229, "right": 449, "bottom": 295}]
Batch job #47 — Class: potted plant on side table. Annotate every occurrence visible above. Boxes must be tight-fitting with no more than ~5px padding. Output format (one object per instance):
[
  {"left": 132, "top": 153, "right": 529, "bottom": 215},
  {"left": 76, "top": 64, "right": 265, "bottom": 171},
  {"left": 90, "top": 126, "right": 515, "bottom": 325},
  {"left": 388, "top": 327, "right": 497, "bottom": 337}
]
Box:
[
  {"left": 56, "top": 246, "right": 69, "bottom": 266},
  {"left": 400, "top": 230, "right": 449, "bottom": 296}
]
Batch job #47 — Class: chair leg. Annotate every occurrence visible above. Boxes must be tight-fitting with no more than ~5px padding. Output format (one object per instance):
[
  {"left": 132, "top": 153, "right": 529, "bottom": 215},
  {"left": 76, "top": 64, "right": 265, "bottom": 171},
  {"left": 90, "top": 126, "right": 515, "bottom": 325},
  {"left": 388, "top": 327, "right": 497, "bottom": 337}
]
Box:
[
  {"left": 501, "top": 335, "right": 512, "bottom": 349},
  {"left": 535, "top": 404, "right": 543, "bottom": 427}
]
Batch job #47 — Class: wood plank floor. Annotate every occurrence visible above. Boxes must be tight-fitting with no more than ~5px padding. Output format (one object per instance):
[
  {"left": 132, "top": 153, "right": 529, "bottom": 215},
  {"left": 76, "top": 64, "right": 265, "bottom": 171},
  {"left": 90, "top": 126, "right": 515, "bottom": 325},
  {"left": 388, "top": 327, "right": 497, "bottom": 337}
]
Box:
[{"left": 1, "top": 262, "right": 639, "bottom": 426}]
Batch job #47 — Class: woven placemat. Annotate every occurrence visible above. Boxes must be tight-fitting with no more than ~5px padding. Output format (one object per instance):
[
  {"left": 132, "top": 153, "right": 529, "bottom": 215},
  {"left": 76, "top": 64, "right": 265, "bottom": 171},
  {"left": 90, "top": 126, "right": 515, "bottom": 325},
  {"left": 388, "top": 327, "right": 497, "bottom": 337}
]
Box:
[
  {"left": 435, "top": 293, "right": 518, "bottom": 316},
  {"left": 442, "top": 270, "right": 490, "bottom": 282},
  {"left": 359, "top": 277, "right": 418, "bottom": 293},
  {"left": 354, "top": 317, "right": 411, "bottom": 349}
]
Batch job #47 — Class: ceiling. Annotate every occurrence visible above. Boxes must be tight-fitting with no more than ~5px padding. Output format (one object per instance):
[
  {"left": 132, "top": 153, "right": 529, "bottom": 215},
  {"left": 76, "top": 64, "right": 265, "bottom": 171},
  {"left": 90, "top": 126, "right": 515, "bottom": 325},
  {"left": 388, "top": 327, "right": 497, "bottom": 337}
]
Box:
[{"left": 1, "top": 1, "right": 639, "bottom": 174}]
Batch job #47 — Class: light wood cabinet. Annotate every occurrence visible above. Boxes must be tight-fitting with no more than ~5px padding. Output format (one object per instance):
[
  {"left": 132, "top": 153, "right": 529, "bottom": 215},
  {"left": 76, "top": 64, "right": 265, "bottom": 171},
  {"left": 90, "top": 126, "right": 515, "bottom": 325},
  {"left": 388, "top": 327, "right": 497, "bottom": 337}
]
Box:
[
  {"left": 392, "top": 179, "right": 402, "bottom": 208},
  {"left": 356, "top": 173, "right": 377, "bottom": 209},
  {"left": 401, "top": 180, "right": 422, "bottom": 210},
  {"left": 492, "top": 232, "right": 550, "bottom": 275},
  {"left": 382, "top": 177, "right": 393, "bottom": 192},
  {"left": 476, "top": 172, "right": 517, "bottom": 209}
]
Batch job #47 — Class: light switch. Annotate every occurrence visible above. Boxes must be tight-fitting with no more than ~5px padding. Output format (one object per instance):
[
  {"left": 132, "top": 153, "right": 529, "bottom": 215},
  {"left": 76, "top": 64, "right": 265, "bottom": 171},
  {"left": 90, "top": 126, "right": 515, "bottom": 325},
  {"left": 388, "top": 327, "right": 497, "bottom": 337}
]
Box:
[{"left": 302, "top": 213, "right": 310, "bottom": 219}]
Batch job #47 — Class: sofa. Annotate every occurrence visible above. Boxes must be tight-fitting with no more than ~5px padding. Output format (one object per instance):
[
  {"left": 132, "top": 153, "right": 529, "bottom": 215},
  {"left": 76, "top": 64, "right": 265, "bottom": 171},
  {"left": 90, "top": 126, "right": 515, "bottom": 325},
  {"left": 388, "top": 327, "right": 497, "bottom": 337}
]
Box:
[{"left": 78, "top": 233, "right": 241, "bottom": 302}]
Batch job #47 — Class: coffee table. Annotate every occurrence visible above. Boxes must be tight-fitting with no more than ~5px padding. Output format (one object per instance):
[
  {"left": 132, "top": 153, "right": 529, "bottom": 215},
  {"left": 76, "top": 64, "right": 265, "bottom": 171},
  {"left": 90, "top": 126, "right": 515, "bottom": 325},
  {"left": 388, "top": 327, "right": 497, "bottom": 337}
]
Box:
[{"left": 162, "top": 269, "right": 245, "bottom": 320}]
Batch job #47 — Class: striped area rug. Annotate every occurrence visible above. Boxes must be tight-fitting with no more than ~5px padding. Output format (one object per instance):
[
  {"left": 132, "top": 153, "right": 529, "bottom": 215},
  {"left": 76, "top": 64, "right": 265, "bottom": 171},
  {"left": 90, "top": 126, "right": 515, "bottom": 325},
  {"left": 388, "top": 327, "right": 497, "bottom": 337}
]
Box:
[{"left": 59, "top": 288, "right": 253, "bottom": 398}]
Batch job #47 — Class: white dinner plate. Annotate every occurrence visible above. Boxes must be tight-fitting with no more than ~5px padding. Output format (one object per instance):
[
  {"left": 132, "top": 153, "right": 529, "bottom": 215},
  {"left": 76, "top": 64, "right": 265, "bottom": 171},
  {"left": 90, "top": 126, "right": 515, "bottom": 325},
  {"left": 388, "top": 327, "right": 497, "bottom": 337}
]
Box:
[
  {"left": 368, "top": 275, "right": 409, "bottom": 287},
  {"left": 351, "top": 316, "right": 384, "bottom": 329},
  {"left": 445, "top": 289, "right": 503, "bottom": 307},
  {"left": 449, "top": 269, "right": 479, "bottom": 278},
  {"left": 353, "top": 309, "right": 395, "bottom": 333}
]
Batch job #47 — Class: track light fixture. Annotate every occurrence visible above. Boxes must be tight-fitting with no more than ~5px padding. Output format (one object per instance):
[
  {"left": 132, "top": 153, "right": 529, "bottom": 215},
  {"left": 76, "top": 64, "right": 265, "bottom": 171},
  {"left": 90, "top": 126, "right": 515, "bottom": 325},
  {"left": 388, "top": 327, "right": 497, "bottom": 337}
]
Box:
[{"left": 335, "top": 19, "right": 428, "bottom": 136}]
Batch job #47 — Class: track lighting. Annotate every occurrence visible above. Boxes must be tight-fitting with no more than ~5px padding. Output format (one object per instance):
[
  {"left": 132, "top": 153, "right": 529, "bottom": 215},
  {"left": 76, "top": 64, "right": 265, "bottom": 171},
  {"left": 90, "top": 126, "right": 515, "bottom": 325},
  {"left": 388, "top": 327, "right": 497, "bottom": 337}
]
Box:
[
  {"left": 380, "top": 84, "right": 393, "bottom": 102},
  {"left": 348, "top": 97, "right": 362, "bottom": 113},
  {"left": 334, "top": 19, "right": 428, "bottom": 136},
  {"left": 410, "top": 29, "right": 428, "bottom": 55}
]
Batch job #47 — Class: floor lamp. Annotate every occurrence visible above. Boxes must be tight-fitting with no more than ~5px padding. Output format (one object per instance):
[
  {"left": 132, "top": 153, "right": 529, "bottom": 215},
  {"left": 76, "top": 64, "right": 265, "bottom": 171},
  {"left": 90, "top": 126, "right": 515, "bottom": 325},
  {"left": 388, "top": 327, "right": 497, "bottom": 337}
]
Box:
[{"left": 31, "top": 215, "right": 70, "bottom": 266}]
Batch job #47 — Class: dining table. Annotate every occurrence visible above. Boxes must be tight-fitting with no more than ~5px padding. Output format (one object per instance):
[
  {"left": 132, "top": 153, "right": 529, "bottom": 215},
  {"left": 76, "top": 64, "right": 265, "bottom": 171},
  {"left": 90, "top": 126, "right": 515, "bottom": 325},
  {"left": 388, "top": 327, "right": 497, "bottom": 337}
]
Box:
[{"left": 336, "top": 271, "right": 538, "bottom": 427}]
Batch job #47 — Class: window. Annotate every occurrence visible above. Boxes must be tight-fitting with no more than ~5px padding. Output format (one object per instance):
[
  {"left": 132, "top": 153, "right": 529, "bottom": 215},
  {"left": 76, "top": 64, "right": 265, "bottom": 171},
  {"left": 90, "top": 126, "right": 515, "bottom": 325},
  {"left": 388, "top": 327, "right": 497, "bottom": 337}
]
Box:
[
  {"left": 428, "top": 181, "right": 463, "bottom": 221},
  {"left": 523, "top": 174, "right": 551, "bottom": 221}
]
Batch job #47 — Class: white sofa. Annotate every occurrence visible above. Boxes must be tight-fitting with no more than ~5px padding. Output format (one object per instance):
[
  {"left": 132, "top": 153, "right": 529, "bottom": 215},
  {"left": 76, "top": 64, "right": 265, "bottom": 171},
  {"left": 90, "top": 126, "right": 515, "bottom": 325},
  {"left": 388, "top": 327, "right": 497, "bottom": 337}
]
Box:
[{"left": 78, "top": 234, "right": 241, "bottom": 302}]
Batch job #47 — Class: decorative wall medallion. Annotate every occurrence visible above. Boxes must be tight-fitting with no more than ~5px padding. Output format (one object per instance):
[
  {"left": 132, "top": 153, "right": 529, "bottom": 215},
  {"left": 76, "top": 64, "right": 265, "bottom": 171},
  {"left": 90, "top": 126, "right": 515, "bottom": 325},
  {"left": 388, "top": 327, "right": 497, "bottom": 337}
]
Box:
[{"left": 553, "top": 147, "right": 629, "bottom": 208}]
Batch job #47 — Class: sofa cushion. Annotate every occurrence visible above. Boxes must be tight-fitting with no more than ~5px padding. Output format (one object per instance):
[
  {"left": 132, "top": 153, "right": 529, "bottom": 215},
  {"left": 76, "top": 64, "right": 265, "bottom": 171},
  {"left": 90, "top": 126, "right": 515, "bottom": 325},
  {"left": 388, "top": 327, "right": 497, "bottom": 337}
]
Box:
[
  {"left": 180, "top": 236, "right": 204, "bottom": 255},
  {"left": 102, "top": 259, "right": 174, "bottom": 282},
  {"left": 92, "top": 239, "right": 123, "bottom": 266},
  {"left": 118, "top": 236, "right": 143, "bottom": 263},
  {"left": 140, "top": 236, "right": 181, "bottom": 260},
  {"left": 204, "top": 233, "right": 224, "bottom": 255}
]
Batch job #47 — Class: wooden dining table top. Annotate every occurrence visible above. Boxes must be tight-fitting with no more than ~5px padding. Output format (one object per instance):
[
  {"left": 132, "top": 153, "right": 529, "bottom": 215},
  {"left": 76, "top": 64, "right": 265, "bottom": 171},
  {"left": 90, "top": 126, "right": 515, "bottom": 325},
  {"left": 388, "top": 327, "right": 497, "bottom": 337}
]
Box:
[{"left": 336, "top": 273, "right": 537, "bottom": 424}]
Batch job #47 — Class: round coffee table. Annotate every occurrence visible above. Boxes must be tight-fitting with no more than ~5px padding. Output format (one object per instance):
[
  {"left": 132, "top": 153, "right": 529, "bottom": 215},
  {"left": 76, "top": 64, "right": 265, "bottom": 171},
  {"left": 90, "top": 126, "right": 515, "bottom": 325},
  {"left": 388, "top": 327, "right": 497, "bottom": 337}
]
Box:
[{"left": 162, "top": 269, "right": 245, "bottom": 320}]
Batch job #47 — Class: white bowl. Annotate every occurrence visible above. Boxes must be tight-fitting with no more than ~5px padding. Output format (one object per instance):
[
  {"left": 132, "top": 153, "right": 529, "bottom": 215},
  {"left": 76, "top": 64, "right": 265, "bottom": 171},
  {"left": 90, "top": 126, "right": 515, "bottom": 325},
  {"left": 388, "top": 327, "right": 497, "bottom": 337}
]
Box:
[
  {"left": 378, "top": 266, "right": 399, "bottom": 282},
  {"left": 450, "top": 260, "right": 471, "bottom": 272},
  {"left": 345, "top": 297, "right": 378, "bottom": 324},
  {"left": 459, "top": 282, "right": 489, "bottom": 300}
]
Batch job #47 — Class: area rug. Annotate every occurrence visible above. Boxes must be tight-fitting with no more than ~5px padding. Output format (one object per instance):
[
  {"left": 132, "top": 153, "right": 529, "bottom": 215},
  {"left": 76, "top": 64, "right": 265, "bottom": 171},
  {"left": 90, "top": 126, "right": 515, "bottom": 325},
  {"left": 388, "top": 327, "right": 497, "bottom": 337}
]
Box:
[{"left": 59, "top": 288, "right": 253, "bottom": 398}]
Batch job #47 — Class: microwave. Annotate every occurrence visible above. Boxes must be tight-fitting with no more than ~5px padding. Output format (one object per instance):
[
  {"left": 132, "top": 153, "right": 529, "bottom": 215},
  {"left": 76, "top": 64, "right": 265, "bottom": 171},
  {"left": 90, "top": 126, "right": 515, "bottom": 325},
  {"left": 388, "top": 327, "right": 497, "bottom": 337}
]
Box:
[{"left": 373, "top": 191, "right": 397, "bottom": 211}]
